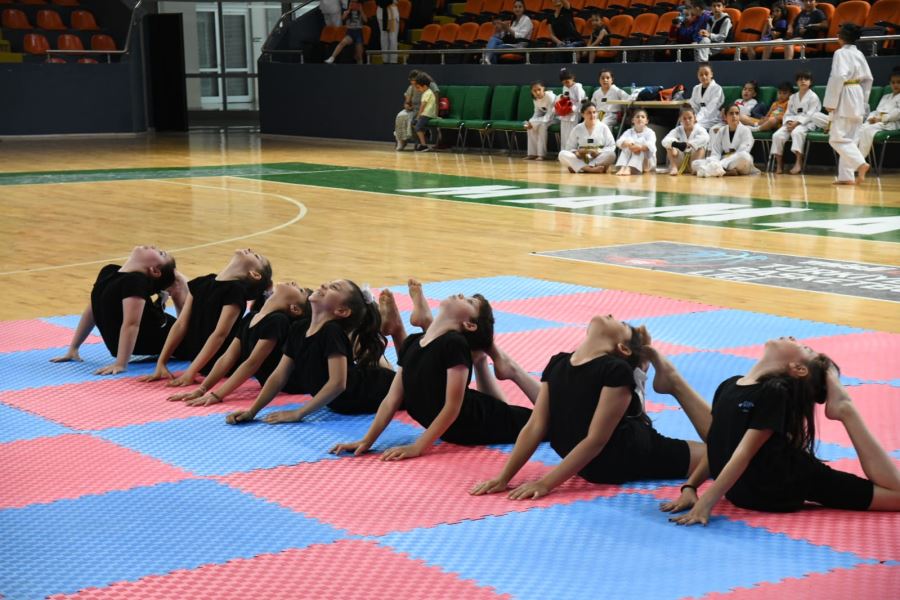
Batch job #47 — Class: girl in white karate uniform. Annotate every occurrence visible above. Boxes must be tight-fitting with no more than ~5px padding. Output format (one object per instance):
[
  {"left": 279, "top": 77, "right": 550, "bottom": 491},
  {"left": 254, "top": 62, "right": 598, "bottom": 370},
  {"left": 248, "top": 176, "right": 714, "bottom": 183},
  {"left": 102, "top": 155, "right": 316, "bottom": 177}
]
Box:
[
  {"left": 823, "top": 24, "right": 873, "bottom": 184},
  {"left": 689, "top": 64, "right": 725, "bottom": 131},
  {"left": 376, "top": 0, "right": 400, "bottom": 64},
  {"left": 591, "top": 69, "right": 630, "bottom": 129},
  {"left": 771, "top": 71, "right": 821, "bottom": 174},
  {"left": 662, "top": 107, "right": 710, "bottom": 175},
  {"left": 558, "top": 102, "right": 617, "bottom": 173},
  {"left": 555, "top": 68, "right": 587, "bottom": 150},
  {"left": 525, "top": 81, "right": 557, "bottom": 160},
  {"left": 693, "top": 104, "right": 758, "bottom": 177},
  {"left": 614, "top": 109, "right": 656, "bottom": 175},
  {"left": 857, "top": 69, "right": 900, "bottom": 158}
]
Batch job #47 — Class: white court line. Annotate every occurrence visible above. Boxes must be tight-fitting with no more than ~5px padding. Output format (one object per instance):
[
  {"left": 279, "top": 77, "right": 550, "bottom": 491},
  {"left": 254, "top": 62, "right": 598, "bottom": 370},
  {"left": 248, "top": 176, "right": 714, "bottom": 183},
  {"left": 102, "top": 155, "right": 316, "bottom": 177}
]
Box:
[{"left": 0, "top": 177, "right": 308, "bottom": 276}]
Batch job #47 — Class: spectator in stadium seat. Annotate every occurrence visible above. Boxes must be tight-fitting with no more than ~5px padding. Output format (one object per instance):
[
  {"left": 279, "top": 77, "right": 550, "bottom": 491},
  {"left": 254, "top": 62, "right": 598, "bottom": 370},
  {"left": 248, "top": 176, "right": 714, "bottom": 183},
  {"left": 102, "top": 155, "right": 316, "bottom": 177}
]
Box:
[
  {"left": 783, "top": 0, "right": 828, "bottom": 60},
  {"left": 675, "top": 2, "right": 712, "bottom": 48},
  {"left": 376, "top": 0, "right": 401, "bottom": 64},
  {"left": 395, "top": 70, "right": 439, "bottom": 150},
  {"left": 483, "top": 0, "right": 533, "bottom": 64},
  {"left": 584, "top": 11, "right": 609, "bottom": 64},
  {"left": 325, "top": 0, "right": 366, "bottom": 64},
  {"left": 694, "top": 0, "right": 732, "bottom": 62},
  {"left": 320, "top": 0, "right": 343, "bottom": 27},
  {"left": 548, "top": 0, "right": 585, "bottom": 50}
]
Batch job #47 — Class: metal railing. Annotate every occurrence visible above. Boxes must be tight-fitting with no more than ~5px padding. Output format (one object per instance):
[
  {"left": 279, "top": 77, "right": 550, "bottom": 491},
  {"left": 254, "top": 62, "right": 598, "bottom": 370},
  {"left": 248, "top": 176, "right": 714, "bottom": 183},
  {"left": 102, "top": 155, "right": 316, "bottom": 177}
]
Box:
[
  {"left": 260, "top": 0, "right": 319, "bottom": 64},
  {"left": 44, "top": 0, "right": 144, "bottom": 63},
  {"left": 363, "top": 34, "right": 899, "bottom": 65}
]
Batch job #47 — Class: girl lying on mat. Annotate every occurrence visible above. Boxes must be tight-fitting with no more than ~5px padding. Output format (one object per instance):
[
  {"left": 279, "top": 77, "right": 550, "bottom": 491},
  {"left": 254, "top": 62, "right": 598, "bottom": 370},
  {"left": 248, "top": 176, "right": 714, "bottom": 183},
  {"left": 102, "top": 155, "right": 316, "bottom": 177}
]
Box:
[
  {"left": 330, "top": 288, "right": 539, "bottom": 460},
  {"left": 226, "top": 279, "right": 394, "bottom": 424},
  {"left": 166, "top": 282, "right": 312, "bottom": 407},
  {"left": 660, "top": 337, "right": 900, "bottom": 525},
  {"left": 138, "top": 248, "right": 273, "bottom": 386},
  {"left": 470, "top": 317, "right": 711, "bottom": 499},
  {"left": 51, "top": 245, "right": 186, "bottom": 375}
]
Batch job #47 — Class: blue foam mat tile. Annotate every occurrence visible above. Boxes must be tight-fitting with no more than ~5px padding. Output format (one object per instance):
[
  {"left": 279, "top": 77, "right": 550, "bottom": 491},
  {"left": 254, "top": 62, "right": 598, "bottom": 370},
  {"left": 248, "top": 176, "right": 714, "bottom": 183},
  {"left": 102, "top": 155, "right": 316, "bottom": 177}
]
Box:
[
  {"left": 0, "top": 403, "right": 73, "bottom": 444},
  {"left": 388, "top": 276, "right": 600, "bottom": 303},
  {"left": 395, "top": 308, "right": 568, "bottom": 337},
  {"left": 816, "top": 440, "right": 859, "bottom": 462},
  {"left": 490, "top": 440, "right": 562, "bottom": 466},
  {"left": 376, "top": 494, "right": 868, "bottom": 600},
  {"left": 646, "top": 410, "right": 704, "bottom": 443},
  {"left": 40, "top": 314, "right": 98, "bottom": 332},
  {"left": 639, "top": 310, "right": 864, "bottom": 350},
  {"left": 0, "top": 344, "right": 191, "bottom": 393},
  {"left": 91, "top": 406, "right": 423, "bottom": 476},
  {"left": 0, "top": 478, "right": 345, "bottom": 600}
]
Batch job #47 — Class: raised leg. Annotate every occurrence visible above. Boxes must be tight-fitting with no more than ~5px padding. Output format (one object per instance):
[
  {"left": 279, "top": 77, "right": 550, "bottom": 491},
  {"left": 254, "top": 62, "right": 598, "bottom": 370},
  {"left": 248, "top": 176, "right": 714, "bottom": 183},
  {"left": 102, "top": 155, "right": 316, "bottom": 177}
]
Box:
[
  {"left": 379, "top": 289, "right": 407, "bottom": 349},
  {"left": 487, "top": 343, "right": 540, "bottom": 403},
  {"left": 408, "top": 278, "right": 433, "bottom": 330},
  {"left": 646, "top": 346, "right": 712, "bottom": 441}
]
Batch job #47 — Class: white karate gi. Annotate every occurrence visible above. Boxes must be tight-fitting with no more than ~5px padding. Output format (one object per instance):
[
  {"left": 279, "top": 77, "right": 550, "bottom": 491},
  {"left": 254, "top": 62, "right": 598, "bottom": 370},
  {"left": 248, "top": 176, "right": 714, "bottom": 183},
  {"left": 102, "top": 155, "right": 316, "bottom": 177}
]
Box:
[
  {"left": 376, "top": 3, "right": 400, "bottom": 64},
  {"left": 857, "top": 91, "right": 900, "bottom": 156},
  {"left": 590, "top": 84, "right": 630, "bottom": 128},
  {"left": 615, "top": 127, "right": 657, "bottom": 172},
  {"left": 693, "top": 122, "right": 757, "bottom": 176},
  {"left": 556, "top": 82, "right": 586, "bottom": 149},
  {"left": 824, "top": 44, "right": 873, "bottom": 181},
  {"left": 558, "top": 120, "right": 617, "bottom": 172},
  {"left": 662, "top": 123, "right": 710, "bottom": 173},
  {"left": 690, "top": 80, "right": 725, "bottom": 130},
  {"left": 527, "top": 91, "right": 557, "bottom": 158},
  {"left": 771, "top": 89, "right": 822, "bottom": 156}
]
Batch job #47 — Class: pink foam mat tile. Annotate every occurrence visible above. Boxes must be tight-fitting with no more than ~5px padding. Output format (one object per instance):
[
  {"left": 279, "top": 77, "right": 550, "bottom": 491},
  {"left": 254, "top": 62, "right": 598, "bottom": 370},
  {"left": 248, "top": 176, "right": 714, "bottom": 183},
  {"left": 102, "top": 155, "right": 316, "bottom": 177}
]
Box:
[
  {"left": 0, "top": 433, "right": 195, "bottom": 509},
  {"left": 815, "top": 385, "right": 900, "bottom": 452},
  {"left": 494, "top": 327, "right": 697, "bottom": 373},
  {"left": 49, "top": 539, "right": 511, "bottom": 600},
  {"left": 493, "top": 290, "right": 720, "bottom": 325},
  {"left": 643, "top": 481, "right": 900, "bottom": 562},
  {"left": 694, "top": 563, "right": 900, "bottom": 600},
  {"left": 218, "top": 444, "right": 624, "bottom": 536},
  {"left": 0, "top": 319, "right": 102, "bottom": 353},
  {"left": 0, "top": 378, "right": 302, "bottom": 430},
  {"left": 720, "top": 331, "right": 900, "bottom": 382}
]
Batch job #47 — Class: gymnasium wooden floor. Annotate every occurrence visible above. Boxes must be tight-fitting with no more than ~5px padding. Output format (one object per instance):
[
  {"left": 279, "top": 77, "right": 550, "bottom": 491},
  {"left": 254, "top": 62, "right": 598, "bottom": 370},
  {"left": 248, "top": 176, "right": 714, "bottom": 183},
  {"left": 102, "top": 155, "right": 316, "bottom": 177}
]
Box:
[{"left": 1, "top": 131, "right": 898, "bottom": 331}]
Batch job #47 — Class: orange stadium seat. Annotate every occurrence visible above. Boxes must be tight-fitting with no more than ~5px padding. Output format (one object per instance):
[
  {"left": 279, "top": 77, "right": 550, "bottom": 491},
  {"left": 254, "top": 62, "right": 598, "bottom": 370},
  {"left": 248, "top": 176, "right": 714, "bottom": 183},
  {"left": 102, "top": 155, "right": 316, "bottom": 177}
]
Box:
[
  {"left": 2, "top": 8, "right": 32, "bottom": 29},
  {"left": 605, "top": 0, "right": 631, "bottom": 17},
  {"left": 596, "top": 13, "right": 632, "bottom": 58},
  {"left": 721, "top": 6, "right": 767, "bottom": 57},
  {"left": 473, "top": 21, "right": 495, "bottom": 46},
  {"left": 523, "top": 0, "right": 542, "bottom": 18},
  {"left": 581, "top": 0, "right": 608, "bottom": 17},
  {"left": 460, "top": 0, "right": 483, "bottom": 20},
  {"left": 454, "top": 21, "right": 480, "bottom": 45},
  {"left": 499, "top": 0, "right": 516, "bottom": 18},
  {"left": 724, "top": 7, "right": 741, "bottom": 34},
  {"left": 481, "top": 0, "right": 504, "bottom": 21},
  {"left": 36, "top": 8, "right": 65, "bottom": 29},
  {"left": 362, "top": 0, "right": 377, "bottom": 20},
  {"left": 629, "top": 12, "right": 658, "bottom": 41},
  {"left": 56, "top": 33, "right": 84, "bottom": 50},
  {"left": 653, "top": 10, "right": 678, "bottom": 36},
  {"left": 866, "top": 0, "right": 900, "bottom": 30},
  {"left": 416, "top": 23, "right": 442, "bottom": 47},
  {"left": 23, "top": 32, "right": 50, "bottom": 54},
  {"left": 434, "top": 22, "right": 460, "bottom": 47},
  {"left": 71, "top": 9, "right": 99, "bottom": 30},
  {"left": 825, "top": 0, "right": 870, "bottom": 52},
  {"left": 91, "top": 33, "right": 116, "bottom": 51}
]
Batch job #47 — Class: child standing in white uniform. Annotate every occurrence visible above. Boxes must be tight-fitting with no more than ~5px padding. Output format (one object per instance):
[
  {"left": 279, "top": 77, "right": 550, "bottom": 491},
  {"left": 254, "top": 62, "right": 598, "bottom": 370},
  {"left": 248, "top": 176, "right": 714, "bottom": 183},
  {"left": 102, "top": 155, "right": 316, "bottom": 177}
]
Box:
[
  {"left": 662, "top": 107, "right": 710, "bottom": 175},
  {"left": 689, "top": 64, "right": 725, "bottom": 131},
  {"left": 615, "top": 109, "right": 656, "bottom": 175},
  {"left": 558, "top": 103, "right": 617, "bottom": 173},
  {"left": 525, "top": 81, "right": 557, "bottom": 160},
  {"left": 771, "top": 70, "right": 821, "bottom": 174},
  {"left": 824, "top": 24, "right": 873, "bottom": 185},
  {"left": 556, "top": 68, "right": 586, "bottom": 149}
]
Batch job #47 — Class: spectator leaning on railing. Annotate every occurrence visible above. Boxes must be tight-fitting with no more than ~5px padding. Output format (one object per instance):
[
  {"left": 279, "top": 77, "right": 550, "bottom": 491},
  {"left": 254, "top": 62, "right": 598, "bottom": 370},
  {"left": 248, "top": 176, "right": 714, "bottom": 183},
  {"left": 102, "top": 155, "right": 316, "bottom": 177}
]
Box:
[{"left": 783, "top": 0, "right": 828, "bottom": 60}]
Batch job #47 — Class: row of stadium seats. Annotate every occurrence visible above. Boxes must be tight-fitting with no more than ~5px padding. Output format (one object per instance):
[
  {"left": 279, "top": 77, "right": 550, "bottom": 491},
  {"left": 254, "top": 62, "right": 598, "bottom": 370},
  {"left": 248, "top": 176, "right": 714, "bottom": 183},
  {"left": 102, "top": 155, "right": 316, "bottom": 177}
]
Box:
[
  {"left": 0, "top": 0, "right": 81, "bottom": 5},
  {"left": 1, "top": 4, "right": 117, "bottom": 60},
  {"left": 2, "top": 6, "right": 98, "bottom": 29},
  {"left": 426, "top": 83, "right": 899, "bottom": 172}
]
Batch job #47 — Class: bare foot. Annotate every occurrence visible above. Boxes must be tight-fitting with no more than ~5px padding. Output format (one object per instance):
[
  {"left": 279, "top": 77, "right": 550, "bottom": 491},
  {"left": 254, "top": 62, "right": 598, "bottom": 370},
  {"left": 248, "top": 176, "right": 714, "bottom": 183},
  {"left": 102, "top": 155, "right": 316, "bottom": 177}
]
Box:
[
  {"left": 567, "top": 167, "right": 576, "bottom": 173},
  {"left": 616, "top": 168, "right": 632, "bottom": 177},
  {"left": 669, "top": 168, "right": 679, "bottom": 176},
  {"left": 408, "top": 278, "right": 433, "bottom": 330},
  {"left": 789, "top": 163, "right": 803, "bottom": 175},
  {"left": 524, "top": 155, "right": 536, "bottom": 160},
  {"left": 379, "top": 289, "right": 403, "bottom": 337},
  {"left": 833, "top": 179, "right": 855, "bottom": 186},
  {"left": 534, "top": 156, "right": 545, "bottom": 161},
  {"left": 774, "top": 167, "right": 783, "bottom": 175},
  {"left": 824, "top": 377, "right": 853, "bottom": 422},
  {"left": 646, "top": 346, "right": 684, "bottom": 396},
  {"left": 856, "top": 163, "right": 869, "bottom": 184},
  {"left": 487, "top": 344, "right": 516, "bottom": 380}
]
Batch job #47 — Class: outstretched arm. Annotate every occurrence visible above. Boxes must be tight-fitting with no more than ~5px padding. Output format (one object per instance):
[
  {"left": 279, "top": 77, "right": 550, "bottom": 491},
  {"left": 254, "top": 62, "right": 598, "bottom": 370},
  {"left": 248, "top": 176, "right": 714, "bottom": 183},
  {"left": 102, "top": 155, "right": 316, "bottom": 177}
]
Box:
[
  {"left": 264, "top": 355, "right": 348, "bottom": 423},
  {"left": 225, "top": 354, "right": 293, "bottom": 424},
  {"left": 168, "top": 304, "right": 242, "bottom": 386},
  {"left": 381, "top": 365, "right": 469, "bottom": 460},
  {"left": 671, "top": 428, "right": 771, "bottom": 526},
  {"left": 51, "top": 304, "right": 95, "bottom": 363},
  {"left": 140, "top": 293, "right": 193, "bottom": 381},
  {"left": 96, "top": 297, "right": 145, "bottom": 375},
  {"left": 508, "top": 385, "right": 631, "bottom": 500},
  {"left": 660, "top": 453, "right": 710, "bottom": 513},
  {"left": 471, "top": 383, "right": 551, "bottom": 495},
  {"left": 167, "top": 338, "right": 242, "bottom": 405},
  {"left": 330, "top": 368, "right": 405, "bottom": 455}
]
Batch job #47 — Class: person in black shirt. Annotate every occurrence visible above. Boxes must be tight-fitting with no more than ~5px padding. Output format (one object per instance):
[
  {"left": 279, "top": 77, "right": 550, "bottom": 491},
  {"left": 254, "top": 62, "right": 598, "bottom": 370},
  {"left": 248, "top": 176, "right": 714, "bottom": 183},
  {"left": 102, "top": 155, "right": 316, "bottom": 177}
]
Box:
[
  {"left": 139, "top": 248, "right": 273, "bottom": 386},
  {"left": 663, "top": 337, "right": 900, "bottom": 525},
  {"left": 226, "top": 279, "right": 393, "bottom": 424},
  {"left": 471, "top": 316, "right": 713, "bottom": 500},
  {"left": 783, "top": 0, "right": 828, "bottom": 60},
  {"left": 51, "top": 245, "right": 186, "bottom": 375},
  {"left": 167, "top": 282, "right": 312, "bottom": 406},
  {"left": 548, "top": 0, "right": 583, "bottom": 48},
  {"left": 331, "top": 292, "right": 540, "bottom": 460}
]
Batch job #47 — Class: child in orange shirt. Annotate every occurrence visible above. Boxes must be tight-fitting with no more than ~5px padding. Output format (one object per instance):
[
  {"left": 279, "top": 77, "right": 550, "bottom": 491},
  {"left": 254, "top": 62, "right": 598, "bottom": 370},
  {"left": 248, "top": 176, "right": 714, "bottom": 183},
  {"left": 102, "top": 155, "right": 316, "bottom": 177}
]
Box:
[{"left": 744, "top": 81, "right": 792, "bottom": 133}]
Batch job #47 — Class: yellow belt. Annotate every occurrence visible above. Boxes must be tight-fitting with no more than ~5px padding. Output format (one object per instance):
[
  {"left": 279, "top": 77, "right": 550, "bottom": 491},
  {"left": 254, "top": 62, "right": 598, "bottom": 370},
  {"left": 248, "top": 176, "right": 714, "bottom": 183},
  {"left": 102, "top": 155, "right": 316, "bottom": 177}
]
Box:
[{"left": 844, "top": 80, "right": 861, "bottom": 85}]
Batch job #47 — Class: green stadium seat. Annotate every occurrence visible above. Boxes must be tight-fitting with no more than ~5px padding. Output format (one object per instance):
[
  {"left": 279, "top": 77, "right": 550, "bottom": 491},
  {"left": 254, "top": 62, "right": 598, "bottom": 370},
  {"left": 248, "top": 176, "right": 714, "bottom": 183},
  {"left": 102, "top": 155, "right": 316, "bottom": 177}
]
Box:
[
  {"left": 465, "top": 84, "right": 519, "bottom": 150},
  {"left": 722, "top": 85, "right": 743, "bottom": 109},
  {"left": 428, "top": 85, "right": 468, "bottom": 148},
  {"left": 490, "top": 84, "right": 535, "bottom": 152},
  {"left": 458, "top": 85, "right": 492, "bottom": 150}
]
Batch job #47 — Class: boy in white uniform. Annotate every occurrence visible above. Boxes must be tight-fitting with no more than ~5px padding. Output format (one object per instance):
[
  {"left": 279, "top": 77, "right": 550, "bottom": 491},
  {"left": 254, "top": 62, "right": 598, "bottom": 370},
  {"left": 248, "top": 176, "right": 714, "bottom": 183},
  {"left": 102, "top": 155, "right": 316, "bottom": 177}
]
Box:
[
  {"left": 693, "top": 104, "right": 758, "bottom": 177},
  {"left": 690, "top": 63, "right": 725, "bottom": 131},
  {"left": 556, "top": 68, "right": 586, "bottom": 149},
  {"left": 662, "top": 107, "right": 710, "bottom": 175},
  {"left": 558, "top": 103, "right": 617, "bottom": 173},
  {"left": 525, "top": 81, "right": 557, "bottom": 160},
  {"left": 771, "top": 70, "right": 821, "bottom": 174},
  {"left": 824, "top": 23, "right": 873, "bottom": 185},
  {"left": 857, "top": 69, "right": 900, "bottom": 158}
]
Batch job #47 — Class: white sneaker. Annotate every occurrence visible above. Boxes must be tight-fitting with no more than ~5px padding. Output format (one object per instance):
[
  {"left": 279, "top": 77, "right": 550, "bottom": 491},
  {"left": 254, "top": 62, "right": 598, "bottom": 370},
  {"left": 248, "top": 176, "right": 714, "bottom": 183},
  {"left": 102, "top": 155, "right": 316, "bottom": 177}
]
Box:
[{"left": 324, "top": 56, "right": 335, "bottom": 64}]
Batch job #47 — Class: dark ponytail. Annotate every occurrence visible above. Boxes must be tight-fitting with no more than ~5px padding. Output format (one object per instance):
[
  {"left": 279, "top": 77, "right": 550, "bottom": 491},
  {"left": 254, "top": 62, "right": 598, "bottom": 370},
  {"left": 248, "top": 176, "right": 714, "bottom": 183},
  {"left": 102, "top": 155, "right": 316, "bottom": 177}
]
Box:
[
  {"left": 758, "top": 353, "right": 837, "bottom": 457},
  {"left": 150, "top": 258, "right": 177, "bottom": 294},
  {"left": 343, "top": 280, "right": 387, "bottom": 369},
  {"left": 244, "top": 260, "right": 274, "bottom": 312}
]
